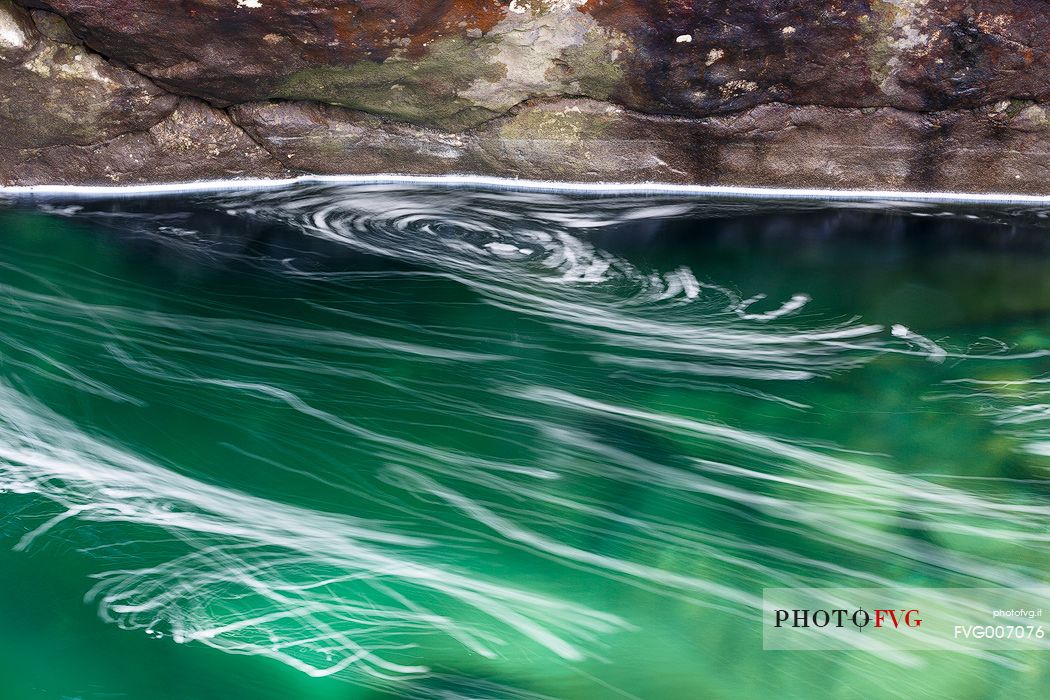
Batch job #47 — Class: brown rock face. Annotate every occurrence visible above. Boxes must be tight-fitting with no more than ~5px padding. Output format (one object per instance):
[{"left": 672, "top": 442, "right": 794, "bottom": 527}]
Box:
[
  {"left": 2, "top": 0, "right": 1050, "bottom": 192},
  {"left": 31, "top": 0, "right": 509, "bottom": 118},
  {"left": 0, "top": 0, "right": 176, "bottom": 149},
  {"left": 583, "top": 0, "right": 1050, "bottom": 115},
  {"left": 230, "top": 98, "right": 1050, "bottom": 194},
  {"left": 23, "top": 0, "right": 1050, "bottom": 119},
  {"left": 2, "top": 98, "right": 284, "bottom": 185}
]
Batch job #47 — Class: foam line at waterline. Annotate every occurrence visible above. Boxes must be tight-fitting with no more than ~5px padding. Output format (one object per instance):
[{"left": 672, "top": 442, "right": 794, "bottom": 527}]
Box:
[{"left": 4, "top": 173, "right": 1050, "bottom": 204}]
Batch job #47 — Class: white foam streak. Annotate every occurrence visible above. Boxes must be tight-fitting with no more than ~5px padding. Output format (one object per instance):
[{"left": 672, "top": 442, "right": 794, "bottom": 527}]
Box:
[{"left": 0, "top": 383, "right": 624, "bottom": 684}]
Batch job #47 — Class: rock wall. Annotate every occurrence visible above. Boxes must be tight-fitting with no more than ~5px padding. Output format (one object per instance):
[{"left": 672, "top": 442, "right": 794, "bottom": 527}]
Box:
[{"left": 2, "top": 0, "right": 1049, "bottom": 192}]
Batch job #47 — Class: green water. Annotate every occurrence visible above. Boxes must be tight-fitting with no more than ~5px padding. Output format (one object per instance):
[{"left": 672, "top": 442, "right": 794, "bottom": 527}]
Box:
[{"left": 1, "top": 186, "right": 1049, "bottom": 700}]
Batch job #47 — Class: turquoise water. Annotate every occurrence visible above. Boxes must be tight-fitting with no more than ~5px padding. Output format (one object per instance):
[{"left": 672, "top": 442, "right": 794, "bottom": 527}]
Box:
[{"left": 1, "top": 186, "right": 1049, "bottom": 699}]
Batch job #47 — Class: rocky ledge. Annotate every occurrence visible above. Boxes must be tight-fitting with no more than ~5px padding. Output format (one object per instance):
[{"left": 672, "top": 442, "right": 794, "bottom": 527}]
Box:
[{"left": 2, "top": 0, "right": 1049, "bottom": 193}]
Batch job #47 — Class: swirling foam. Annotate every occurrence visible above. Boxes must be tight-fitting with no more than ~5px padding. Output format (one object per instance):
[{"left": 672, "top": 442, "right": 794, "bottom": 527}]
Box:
[{"left": 1, "top": 185, "right": 1049, "bottom": 696}]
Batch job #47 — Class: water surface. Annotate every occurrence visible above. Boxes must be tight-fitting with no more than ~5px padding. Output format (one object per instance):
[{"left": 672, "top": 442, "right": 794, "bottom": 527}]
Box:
[{"left": 1, "top": 186, "right": 1049, "bottom": 699}]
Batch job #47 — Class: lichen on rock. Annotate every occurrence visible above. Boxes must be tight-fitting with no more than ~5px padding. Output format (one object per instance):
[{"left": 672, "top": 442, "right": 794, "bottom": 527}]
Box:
[
  {"left": 458, "top": 0, "right": 626, "bottom": 115},
  {"left": 273, "top": 37, "right": 504, "bottom": 130}
]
